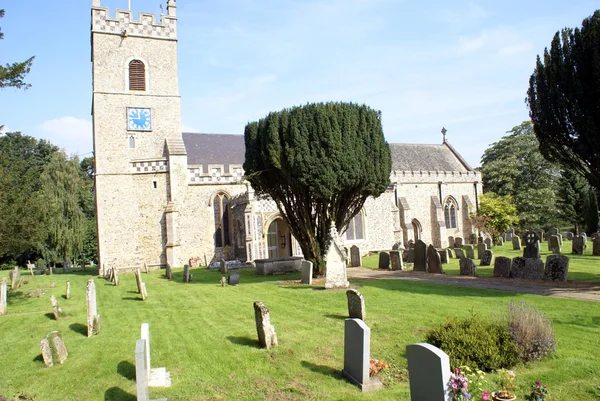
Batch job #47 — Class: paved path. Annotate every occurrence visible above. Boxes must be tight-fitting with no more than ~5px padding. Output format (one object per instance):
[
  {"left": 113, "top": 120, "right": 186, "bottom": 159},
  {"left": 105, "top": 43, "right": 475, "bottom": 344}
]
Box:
[{"left": 346, "top": 268, "right": 600, "bottom": 302}]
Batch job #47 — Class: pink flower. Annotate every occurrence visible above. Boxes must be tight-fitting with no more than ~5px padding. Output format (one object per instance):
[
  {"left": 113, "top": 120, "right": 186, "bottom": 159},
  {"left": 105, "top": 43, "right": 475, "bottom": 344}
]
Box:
[
  {"left": 452, "top": 383, "right": 458, "bottom": 390},
  {"left": 482, "top": 391, "right": 490, "bottom": 400}
]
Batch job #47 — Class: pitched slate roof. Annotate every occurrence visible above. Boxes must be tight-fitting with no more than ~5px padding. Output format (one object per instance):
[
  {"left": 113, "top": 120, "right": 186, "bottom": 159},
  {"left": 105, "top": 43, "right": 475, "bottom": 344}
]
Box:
[{"left": 181, "top": 133, "right": 473, "bottom": 173}]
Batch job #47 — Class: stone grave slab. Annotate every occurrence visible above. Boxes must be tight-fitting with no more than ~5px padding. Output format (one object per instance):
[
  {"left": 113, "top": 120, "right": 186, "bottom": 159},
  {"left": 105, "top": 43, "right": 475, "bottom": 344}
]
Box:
[
  {"left": 493, "top": 257, "right": 511, "bottom": 278},
  {"left": 437, "top": 249, "right": 448, "bottom": 264},
  {"left": 406, "top": 343, "right": 450, "bottom": 401},
  {"left": 0, "top": 278, "right": 6, "bottom": 316},
  {"left": 480, "top": 250, "right": 494, "bottom": 266},
  {"left": 454, "top": 248, "right": 465, "bottom": 259},
  {"left": 346, "top": 289, "right": 366, "bottom": 320},
  {"left": 342, "top": 318, "right": 383, "bottom": 392},
  {"left": 378, "top": 252, "right": 390, "bottom": 269},
  {"left": 459, "top": 258, "right": 476, "bottom": 276},
  {"left": 301, "top": 260, "right": 313, "bottom": 285},
  {"left": 413, "top": 240, "right": 427, "bottom": 272},
  {"left": 228, "top": 273, "right": 240, "bottom": 285},
  {"left": 254, "top": 301, "right": 278, "bottom": 349},
  {"left": 512, "top": 236, "right": 521, "bottom": 250},
  {"left": 350, "top": 245, "right": 361, "bottom": 267},
  {"left": 464, "top": 245, "right": 475, "bottom": 259},
  {"left": 426, "top": 245, "right": 443, "bottom": 273},
  {"left": 544, "top": 255, "right": 569, "bottom": 282},
  {"left": 390, "top": 250, "right": 403, "bottom": 271}
]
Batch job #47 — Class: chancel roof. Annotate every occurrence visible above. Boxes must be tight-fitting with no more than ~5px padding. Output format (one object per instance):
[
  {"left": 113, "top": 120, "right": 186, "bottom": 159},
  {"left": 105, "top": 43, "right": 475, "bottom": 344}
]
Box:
[{"left": 181, "top": 133, "right": 473, "bottom": 173}]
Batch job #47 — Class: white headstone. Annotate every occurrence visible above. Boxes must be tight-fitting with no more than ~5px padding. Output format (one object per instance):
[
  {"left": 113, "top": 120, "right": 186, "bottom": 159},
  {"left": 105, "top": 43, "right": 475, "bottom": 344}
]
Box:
[
  {"left": 140, "top": 322, "right": 172, "bottom": 388},
  {"left": 324, "top": 224, "right": 349, "bottom": 289},
  {"left": 86, "top": 279, "right": 98, "bottom": 337},
  {"left": 0, "top": 278, "right": 7, "bottom": 315},
  {"left": 406, "top": 343, "right": 451, "bottom": 401}
]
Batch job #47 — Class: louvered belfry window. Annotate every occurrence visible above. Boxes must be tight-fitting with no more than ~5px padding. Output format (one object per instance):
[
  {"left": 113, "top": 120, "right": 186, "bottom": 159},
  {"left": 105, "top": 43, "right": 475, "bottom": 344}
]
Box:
[{"left": 129, "top": 60, "right": 146, "bottom": 91}]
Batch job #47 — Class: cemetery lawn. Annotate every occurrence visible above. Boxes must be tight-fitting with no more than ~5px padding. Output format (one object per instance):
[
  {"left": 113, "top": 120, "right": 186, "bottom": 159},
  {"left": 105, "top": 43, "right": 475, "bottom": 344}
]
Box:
[{"left": 1, "top": 267, "right": 600, "bottom": 400}]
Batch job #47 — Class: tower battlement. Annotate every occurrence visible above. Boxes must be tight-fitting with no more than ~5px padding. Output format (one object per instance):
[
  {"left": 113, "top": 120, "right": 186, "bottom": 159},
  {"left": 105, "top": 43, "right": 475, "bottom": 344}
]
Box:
[{"left": 92, "top": 0, "right": 177, "bottom": 40}]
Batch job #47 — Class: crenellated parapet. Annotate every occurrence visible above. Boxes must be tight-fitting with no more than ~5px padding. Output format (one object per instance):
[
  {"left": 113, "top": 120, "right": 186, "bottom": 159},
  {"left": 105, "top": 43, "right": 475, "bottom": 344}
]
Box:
[
  {"left": 92, "top": 4, "right": 176, "bottom": 40},
  {"left": 188, "top": 165, "right": 244, "bottom": 184},
  {"left": 391, "top": 169, "right": 481, "bottom": 184}
]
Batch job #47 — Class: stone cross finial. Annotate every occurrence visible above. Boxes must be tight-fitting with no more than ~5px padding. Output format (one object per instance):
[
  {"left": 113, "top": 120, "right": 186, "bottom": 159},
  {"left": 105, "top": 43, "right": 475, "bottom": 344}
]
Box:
[{"left": 441, "top": 127, "right": 447, "bottom": 143}]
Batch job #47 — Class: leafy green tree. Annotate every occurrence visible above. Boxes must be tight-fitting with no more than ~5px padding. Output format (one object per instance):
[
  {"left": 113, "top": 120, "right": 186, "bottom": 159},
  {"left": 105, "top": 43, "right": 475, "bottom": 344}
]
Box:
[
  {"left": 480, "top": 121, "right": 562, "bottom": 229},
  {"left": 0, "top": 9, "right": 35, "bottom": 90},
  {"left": 471, "top": 192, "right": 519, "bottom": 241},
  {"left": 527, "top": 10, "right": 600, "bottom": 189},
  {"left": 244, "top": 102, "right": 391, "bottom": 275},
  {"left": 79, "top": 157, "right": 97, "bottom": 263}
]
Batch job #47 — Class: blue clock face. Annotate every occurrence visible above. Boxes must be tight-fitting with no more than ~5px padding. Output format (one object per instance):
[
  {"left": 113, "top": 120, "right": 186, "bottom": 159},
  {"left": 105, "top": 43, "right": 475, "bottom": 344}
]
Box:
[{"left": 127, "top": 107, "right": 152, "bottom": 131}]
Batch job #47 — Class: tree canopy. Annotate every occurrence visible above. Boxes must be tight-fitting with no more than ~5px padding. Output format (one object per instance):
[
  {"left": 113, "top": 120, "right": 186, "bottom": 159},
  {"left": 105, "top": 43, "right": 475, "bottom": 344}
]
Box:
[
  {"left": 527, "top": 9, "right": 600, "bottom": 189},
  {"left": 0, "top": 9, "right": 34, "bottom": 90},
  {"left": 243, "top": 102, "right": 391, "bottom": 274},
  {"left": 470, "top": 192, "right": 519, "bottom": 241}
]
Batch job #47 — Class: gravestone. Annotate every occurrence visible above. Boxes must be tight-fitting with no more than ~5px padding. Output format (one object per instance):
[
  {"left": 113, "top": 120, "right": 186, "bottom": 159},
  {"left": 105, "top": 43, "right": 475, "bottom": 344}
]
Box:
[
  {"left": 454, "top": 237, "right": 463, "bottom": 247},
  {"left": 594, "top": 237, "right": 600, "bottom": 256},
  {"left": 448, "top": 236, "right": 454, "bottom": 248},
  {"left": 135, "top": 269, "right": 147, "bottom": 300},
  {"left": 464, "top": 245, "right": 475, "bottom": 259},
  {"left": 496, "top": 237, "right": 504, "bottom": 246},
  {"left": 548, "top": 235, "right": 561, "bottom": 254},
  {"left": 426, "top": 245, "right": 443, "bottom": 274},
  {"left": 324, "top": 226, "right": 349, "bottom": 289},
  {"left": 406, "top": 343, "right": 451, "bottom": 401},
  {"left": 346, "top": 289, "right": 366, "bottom": 320},
  {"left": 390, "top": 250, "right": 403, "bottom": 271},
  {"left": 480, "top": 250, "right": 494, "bottom": 266},
  {"left": 544, "top": 255, "right": 569, "bottom": 282},
  {"left": 579, "top": 230, "right": 587, "bottom": 237},
  {"left": 0, "top": 278, "right": 7, "bottom": 315},
  {"left": 477, "top": 236, "right": 484, "bottom": 244},
  {"left": 484, "top": 238, "right": 492, "bottom": 249},
  {"left": 512, "top": 236, "right": 521, "bottom": 250},
  {"left": 219, "top": 259, "right": 228, "bottom": 274},
  {"left": 350, "top": 245, "right": 361, "bottom": 267},
  {"left": 477, "top": 243, "right": 486, "bottom": 260},
  {"left": 535, "top": 229, "right": 544, "bottom": 241},
  {"left": 183, "top": 264, "right": 192, "bottom": 283},
  {"left": 404, "top": 249, "right": 415, "bottom": 263},
  {"left": 342, "top": 318, "right": 383, "bottom": 392},
  {"left": 254, "top": 301, "right": 278, "bottom": 349},
  {"left": 572, "top": 235, "right": 585, "bottom": 255},
  {"left": 469, "top": 233, "right": 478, "bottom": 244},
  {"left": 165, "top": 263, "right": 173, "bottom": 280},
  {"left": 301, "top": 260, "right": 313, "bottom": 285},
  {"left": 548, "top": 227, "right": 559, "bottom": 236},
  {"left": 566, "top": 232, "right": 574, "bottom": 240},
  {"left": 66, "top": 281, "right": 70, "bottom": 300},
  {"left": 141, "top": 283, "right": 148, "bottom": 300},
  {"left": 112, "top": 268, "right": 119, "bottom": 286},
  {"left": 26, "top": 260, "right": 35, "bottom": 276},
  {"left": 510, "top": 257, "right": 526, "bottom": 278},
  {"left": 378, "top": 252, "right": 390, "bottom": 269},
  {"left": 141, "top": 323, "right": 172, "bottom": 387},
  {"left": 524, "top": 258, "right": 545, "bottom": 279},
  {"left": 86, "top": 279, "right": 100, "bottom": 337},
  {"left": 437, "top": 249, "right": 448, "bottom": 264},
  {"left": 50, "top": 295, "right": 63, "bottom": 320},
  {"left": 9, "top": 267, "right": 20, "bottom": 290},
  {"left": 454, "top": 248, "right": 465, "bottom": 259},
  {"left": 504, "top": 229, "right": 514, "bottom": 241},
  {"left": 493, "top": 256, "right": 511, "bottom": 278},
  {"left": 522, "top": 231, "right": 540, "bottom": 258},
  {"left": 228, "top": 273, "right": 240, "bottom": 285},
  {"left": 446, "top": 248, "right": 454, "bottom": 258},
  {"left": 40, "top": 331, "right": 68, "bottom": 367},
  {"left": 459, "top": 258, "right": 476, "bottom": 276},
  {"left": 413, "top": 240, "right": 427, "bottom": 272},
  {"left": 134, "top": 340, "right": 150, "bottom": 401},
  {"left": 220, "top": 277, "right": 227, "bottom": 287}
]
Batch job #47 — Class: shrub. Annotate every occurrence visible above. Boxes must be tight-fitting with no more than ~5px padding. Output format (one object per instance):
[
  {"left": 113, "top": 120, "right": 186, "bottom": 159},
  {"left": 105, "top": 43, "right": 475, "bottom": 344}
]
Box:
[
  {"left": 507, "top": 301, "right": 555, "bottom": 362},
  {"left": 425, "top": 315, "right": 520, "bottom": 372}
]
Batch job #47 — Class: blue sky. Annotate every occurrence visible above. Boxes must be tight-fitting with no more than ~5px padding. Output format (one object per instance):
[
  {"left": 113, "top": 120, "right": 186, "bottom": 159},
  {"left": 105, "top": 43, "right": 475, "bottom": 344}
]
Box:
[{"left": 0, "top": 0, "right": 598, "bottom": 167}]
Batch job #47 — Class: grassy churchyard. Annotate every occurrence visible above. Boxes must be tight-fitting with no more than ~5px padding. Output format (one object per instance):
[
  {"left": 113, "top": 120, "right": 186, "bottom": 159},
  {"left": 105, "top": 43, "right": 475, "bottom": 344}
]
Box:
[{"left": 1, "top": 243, "right": 600, "bottom": 400}]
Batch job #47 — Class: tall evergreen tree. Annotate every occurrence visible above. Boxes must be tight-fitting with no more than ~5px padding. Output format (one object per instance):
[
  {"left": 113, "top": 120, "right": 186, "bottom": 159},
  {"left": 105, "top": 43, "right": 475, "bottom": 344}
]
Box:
[
  {"left": 0, "top": 9, "right": 35, "bottom": 90},
  {"left": 585, "top": 188, "right": 599, "bottom": 234},
  {"left": 244, "top": 102, "right": 391, "bottom": 275},
  {"left": 557, "top": 169, "right": 589, "bottom": 232}
]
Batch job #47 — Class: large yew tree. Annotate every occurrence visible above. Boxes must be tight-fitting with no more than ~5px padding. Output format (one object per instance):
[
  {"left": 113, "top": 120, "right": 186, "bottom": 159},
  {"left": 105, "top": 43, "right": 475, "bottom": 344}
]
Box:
[
  {"left": 527, "top": 10, "right": 600, "bottom": 189},
  {"left": 243, "top": 102, "right": 391, "bottom": 275}
]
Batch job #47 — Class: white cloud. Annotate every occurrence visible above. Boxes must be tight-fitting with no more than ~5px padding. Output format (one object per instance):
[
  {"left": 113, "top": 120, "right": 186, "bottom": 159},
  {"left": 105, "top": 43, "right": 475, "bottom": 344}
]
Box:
[{"left": 37, "top": 116, "right": 93, "bottom": 157}]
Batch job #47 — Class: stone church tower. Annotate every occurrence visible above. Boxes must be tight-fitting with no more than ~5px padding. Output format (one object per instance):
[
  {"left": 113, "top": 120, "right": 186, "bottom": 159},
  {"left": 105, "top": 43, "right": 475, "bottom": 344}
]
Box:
[{"left": 91, "top": 0, "right": 184, "bottom": 270}]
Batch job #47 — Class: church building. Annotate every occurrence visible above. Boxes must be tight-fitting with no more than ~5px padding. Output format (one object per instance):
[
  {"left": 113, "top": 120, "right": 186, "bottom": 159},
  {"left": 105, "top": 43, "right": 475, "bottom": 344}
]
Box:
[{"left": 91, "top": 0, "right": 482, "bottom": 271}]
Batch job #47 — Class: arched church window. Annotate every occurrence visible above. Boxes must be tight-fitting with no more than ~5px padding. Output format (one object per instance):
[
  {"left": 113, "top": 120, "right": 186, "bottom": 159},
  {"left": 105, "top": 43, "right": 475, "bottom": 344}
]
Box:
[
  {"left": 345, "top": 211, "right": 364, "bottom": 241},
  {"left": 129, "top": 136, "right": 135, "bottom": 148},
  {"left": 213, "top": 193, "right": 231, "bottom": 247},
  {"left": 444, "top": 197, "right": 458, "bottom": 229},
  {"left": 129, "top": 60, "right": 146, "bottom": 91}
]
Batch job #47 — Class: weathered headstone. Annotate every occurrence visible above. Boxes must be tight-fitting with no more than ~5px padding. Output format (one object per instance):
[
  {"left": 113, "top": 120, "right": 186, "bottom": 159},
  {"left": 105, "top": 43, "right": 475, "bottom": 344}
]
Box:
[
  {"left": 493, "top": 256, "right": 511, "bottom": 278},
  {"left": 413, "top": 240, "right": 427, "bottom": 272},
  {"left": 0, "top": 278, "right": 7, "bottom": 315},
  {"left": 459, "top": 258, "right": 476, "bottom": 276},
  {"left": 496, "top": 237, "right": 504, "bottom": 246},
  {"left": 446, "top": 248, "right": 454, "bottom": 258},
  {"left": 469, "top": 233, "right": 478, "bottom": 244},
  {"left": 165, "top": 263, "right": 173, "bottom": 280},
  {"left": 454, "top": 237, "right": 463, "bottom": 247},
  {"left": 254, "top": 301, "right": 278, "bottom": 349},
  {"left": 426, "top": 245, "right": 443, "bottom": 274},
  {"left": 504, "top": 229, "right": 514, "bottom": 241},
  {"left": 219, "top": 259, "right": 227, "bottom": 275},
  {"left": 477, "top": 243, "right": 486, "bottom": 260},
  {"left": 135, "top": 269, "right": 147, "bottom": 300},
  {"left": 594, "top": 237, "right": 600, "bottom": 256},
  {"left": 548, "top": 235, "right": 561, "bottom": 254},
  {"left": 510, "top": 257, "right": 526, "bottom": 278},
  {"left": 220, "top": 276, "right": 227, "bottom": 287},
  {"left": 228, "top": 273, "right": 240, "bottom": 286},
  {"left": 346, "top": 289, "right": 366, "bottom": 320},
  {"left": 378, "top": 252, "right": 390, "bottom": 269},
  {"left": 40, "top": 331, "right": 68, "bottom": 367},
  {"left": 522, "top": 231, "right": 540, "bottom": 258},
  {"left": 324, "top": 226, "right": 349, "bottom": 289},
  {"left": 342, "top": 318, "right": 383, "bottom": 392},
  {"left": 512, "top": 236, "right": 521, "bottom": 250},
  {"left": 572, "top": 235, "right": 585, "bottom": 255},
  {"left": 26, "top": 260, "right": 35, "bottom": 276},
  {"left": 544, "top": 255, "right": 569, "bottom": 282},
  {"left": 86, "top": 279, "right": 100, "bottom": 336},
  {"left": 464, "top": 245, "right": 475, "bottom": 259},
  {"left": 477, "top": 236, "right": 484, "bottom": 244},
  {"left": 454, "top": 248, "right": 465, "bottom": 259},
  {"left": 301, "top": 260, "right": 313, "bottom": 285},
  {"left": 404, "top": 248, "right": 415, "bottom": 263},
  {"left": 406, "top": 343, "right": 451, "bottom": 401},
  {"left": 535, "top": 229, "right": 545, "bottom": 241},
  {"left": 548, "top": 227, "right": 559, "bottom": 236},
  {"left": 50, "top": 295, "right": 63, "bottom": 320},
  {"left": 183, "top": 264, "right": 192, "bottom": 283},
  {"left": 350, "top": 245, "right": 361, "bottom": 267},
  {"left": 9, "top": 267, "right": 20, "bottom": 290},
  {"left": 66, "top": 281, "right": 70, "bottom": 300},
  {"left": 447, "top": 236, "right": 454, "bottom": 248},
  {"left": 141, "top": 323, "right": 172, "bottom": 388},
  {"left": 512, "top": 257, "right": 544, "bottom": 279},
  {"left": 390, "top": 250, "right": 403, "bottom": 271},
  {"left": 566, "top": 232, "right": 574, "bottom": 240},
  {"left": 480, "top": 250, "right": 494, "bottom": 266},
  {"left": 484, "top": 238, "right": 492, "bottom": 249},
  {"left": 437, "top": 249, "right": 448, "bottom": 264}
]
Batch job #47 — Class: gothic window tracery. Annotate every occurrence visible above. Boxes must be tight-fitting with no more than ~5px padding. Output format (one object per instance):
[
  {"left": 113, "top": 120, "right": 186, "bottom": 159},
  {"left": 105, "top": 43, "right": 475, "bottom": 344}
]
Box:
[
  {"left": 213, "top": 192, "right": 231, "bottom": 247},
  {"left": 444, "top": 197, "right": 458, "bottom": 229},
  {"left": 345, "top": 211, "right": 365, "bottom": 241}
]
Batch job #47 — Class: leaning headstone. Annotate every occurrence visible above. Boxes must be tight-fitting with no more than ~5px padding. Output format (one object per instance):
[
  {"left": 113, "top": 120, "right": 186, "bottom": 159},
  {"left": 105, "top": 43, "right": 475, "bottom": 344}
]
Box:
[
  {"left": 300, "top": 260, "right": 313, "bottom": 285},
  {"left": 522, "top": 231, "right": 540, "bottom": 258},
  {"left": 413, "top": 240, "right": 427, "bottom": 272},
  {"left": 493, "top": 256, "right": 511, "bottom": 278},
  {"left": 65, "top": 281, "right": 70, "bottom": 300},
  {"left": 464, "top": 245, "right": 475, "bottom": 259},
  {"left": 26, "top": 260, "right": 35, "bottom": 276},
  {"left": 544, "top": 255, "right": 569, "bottom": 282},
  {"left": 406, "top": 343, "right": 451, "bottom": 401},
  {"left": 135, "top": 269, "right": 147, "bottom": 300},
  {"left": 454, "top": 237, "right": 463, "bottom": 247},
  {"left": 86, "top": 279, "right": 100, "bottom": 337},
  {"left": 40, "top": 331, "right": 69, "bottom": 367},
  {"left": 512, "top": 236, "right": 521, "bottom": 250},
  {"left": 228, "top": 273, "right": 240, "bottom": 286},
  {"left": 342, "top": 318, "right": 383, "bottom": 392},
  {"left": 454, "top": 248, "right": 465, "bottom": 259},
  {"left": 437, "top": 249, "right": 448, "bottom": 264},
  {"left": 594, "top": 237, "right": 600, "bottom": 256},
  {"left": 50, "top": 295, "right": 63, "bottom": 319},
  {"left": 0, "top": 278, "right": 7, "bottom": 315},
  {"left": 141, "top": 323, "right": 172, "bottom": 388},
  {"left": 254, "top": 301, "right": 278, "bottom": 349},
  {"left": 459, "top": 258, "right": 476, "bottom": 276},
  {"left": 350, "top": 245, "right": 361, "bottom": 267},
  {"left": 390, "top": 250, "right": 403, "bottom": 271},
  {"left": 346, "top": 289, "right": 366, "bottom": 321},
  {"left": 219, "top": 259, "right": 228, "bottom": 275},
  {"left": 572, "top": 235, "right": 585, "bottom": 255},
  {"left": 548, "top": 235, "right": 561, "bottom": 254},
  {"left": 9, "top": 267, "right": 20, "bottom": 290},
  {"left": 183, "top": 264, "right": 192, "bottom": 283},
  {"left": 40, "top": 336, "right": 54, "bottom": 367},
  {"left": 426, "top": 245, "right": 443, "bottom": 274},
  {"left": 378, "top": 252, "right": 390, "bottom": 269},
  {"left": 480, "top": 250, "right": 494, "bottom": 266},
  {"left": 477, "top": 243, "right": 486, "bottom": 260},
  {"left": 141, "top": 282, "right": 148, "bottom": 301},
  {"left": 484, "top": 238, "right": 492, "bottom": 249},
  {"left": 324, "top": 225, "right": 349, "bottom": 289}
]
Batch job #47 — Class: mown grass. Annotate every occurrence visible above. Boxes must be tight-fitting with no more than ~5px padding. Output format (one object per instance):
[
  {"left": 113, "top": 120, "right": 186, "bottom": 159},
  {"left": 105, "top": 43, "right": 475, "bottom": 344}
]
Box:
[
  {"left": 0, "top": 264, "right": 599, "bottom": 400},
  {"left": 362, "top": 241, "right": 600, "bottom": 282}
]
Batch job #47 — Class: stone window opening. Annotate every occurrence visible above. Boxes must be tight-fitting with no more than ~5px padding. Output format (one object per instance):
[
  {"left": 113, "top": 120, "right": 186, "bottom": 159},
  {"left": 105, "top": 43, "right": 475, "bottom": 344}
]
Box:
[
  {"left": 213, "top": 192, "right": 232, "bottom": 248},
  {"left": 152, "top": 181, "right": 157, "bottom": 189},
  {"left": 345, "top": 211, "right": 364, "bottom": 241},
  {"left": 444, "top": 197, "right": 458, "bottom": 229},
  {"left": 128, "top": 60, "right": 146, "bottom": 91},
  {"left": 129, "top": 135, "right": 135, "bottom": 148}
]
